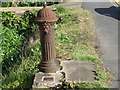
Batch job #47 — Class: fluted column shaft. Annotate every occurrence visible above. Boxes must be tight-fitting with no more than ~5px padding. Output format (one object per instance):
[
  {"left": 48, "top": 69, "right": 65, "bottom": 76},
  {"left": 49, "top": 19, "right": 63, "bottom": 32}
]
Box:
[{"left": 38, "top": 22, "right": 60, "bottom": 73}]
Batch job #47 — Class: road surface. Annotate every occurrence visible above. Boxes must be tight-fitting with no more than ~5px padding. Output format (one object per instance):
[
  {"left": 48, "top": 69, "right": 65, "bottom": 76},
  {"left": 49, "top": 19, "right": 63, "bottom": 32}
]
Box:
[{"left": 82, "top": 1, "right": 119, "bottom": 88}]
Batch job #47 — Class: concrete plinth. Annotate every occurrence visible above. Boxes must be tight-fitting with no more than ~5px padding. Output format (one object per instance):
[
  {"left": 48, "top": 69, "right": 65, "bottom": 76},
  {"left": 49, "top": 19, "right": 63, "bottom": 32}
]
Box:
[
  {"left": 32, "top": 60, "right": 96, "bottom": 88},
  {"left": 32, "top": 71, "right": 63, "bottom": 88},
  {"left": 61, "top": 60, "right": 95, "bottom": 83}
]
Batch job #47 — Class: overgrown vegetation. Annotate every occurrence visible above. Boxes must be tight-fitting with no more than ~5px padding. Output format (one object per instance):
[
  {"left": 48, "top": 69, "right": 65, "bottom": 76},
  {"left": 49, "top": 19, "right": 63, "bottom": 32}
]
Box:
[
  {"left": 54, "top": 6, "right": 114, "bottom": 89},
  {"left": 1, "top": 11, "right": 39, "bottom": 74},
  {"left": 55, "top": 7, "right": 100, "bottom": 63},
  {"left": 1, "top": 6, "right": 114, "bottom": 88},
  {"left": 58, "top": 78, "right": 108, "bottom": 89},
  {"left": 1, "top": 2, "right": 59, "bottom": 7}
]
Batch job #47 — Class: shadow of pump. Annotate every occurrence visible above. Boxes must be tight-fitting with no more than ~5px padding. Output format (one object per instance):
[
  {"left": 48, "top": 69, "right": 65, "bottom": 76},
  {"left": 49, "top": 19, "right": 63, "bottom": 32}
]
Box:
[{"left": 95, "top": 6, "right": 120, "bottom": 20}]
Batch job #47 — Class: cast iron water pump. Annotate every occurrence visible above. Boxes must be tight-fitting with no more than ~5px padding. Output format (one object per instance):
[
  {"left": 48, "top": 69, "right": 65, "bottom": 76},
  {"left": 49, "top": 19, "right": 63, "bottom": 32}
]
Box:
[{"left": 34, "top": 5, "right": 60, "bottom": 73}]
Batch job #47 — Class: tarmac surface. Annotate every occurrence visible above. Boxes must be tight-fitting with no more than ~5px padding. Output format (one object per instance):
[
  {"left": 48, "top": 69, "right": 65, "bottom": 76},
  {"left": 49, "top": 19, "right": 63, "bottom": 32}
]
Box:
[{"left": 82, "top": 1, "right": 119, "bottom": 88}]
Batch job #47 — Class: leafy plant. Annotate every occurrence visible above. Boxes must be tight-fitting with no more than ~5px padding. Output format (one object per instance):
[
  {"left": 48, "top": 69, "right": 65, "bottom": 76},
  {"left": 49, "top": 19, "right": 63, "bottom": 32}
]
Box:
[
  {"left": 1, "top": 11, "right": 39, "bottom": 74},
  {"left": 2, "top": 11, "right": 33, "bottom": 37},
  {"left": 1, "top": 26, "right": 23, "bottom": 74},
  {"left": 2, "top": 43, "right": 41, "bottom": 88},
  {"left": 1, "top": 2, "right": 11, "bottom": 7},
  {"left": 1, "top": 2, "right": 60, "bottom": 7}
]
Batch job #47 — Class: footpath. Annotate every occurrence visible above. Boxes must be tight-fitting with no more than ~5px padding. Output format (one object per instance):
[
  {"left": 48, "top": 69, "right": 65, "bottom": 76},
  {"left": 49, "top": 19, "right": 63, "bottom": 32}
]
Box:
[{"left": 82, "top": 1, "right": 119, "bottom": 88}]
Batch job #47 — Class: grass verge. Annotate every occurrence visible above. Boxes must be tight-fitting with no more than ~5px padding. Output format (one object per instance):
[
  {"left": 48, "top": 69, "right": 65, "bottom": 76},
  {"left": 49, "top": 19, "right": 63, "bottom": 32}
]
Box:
[
  {"left": 2, "top": 6, "right": 114, "bottom": 88},
  {"left": 54, "top": 6, "right": 114, "bottom": 88}
]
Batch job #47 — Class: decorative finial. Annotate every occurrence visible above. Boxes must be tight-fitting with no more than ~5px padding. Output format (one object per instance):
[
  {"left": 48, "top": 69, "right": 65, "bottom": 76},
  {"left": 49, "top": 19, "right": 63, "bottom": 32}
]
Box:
[{"left": 43, "top": 2, "right": 47, "bottom": 8}]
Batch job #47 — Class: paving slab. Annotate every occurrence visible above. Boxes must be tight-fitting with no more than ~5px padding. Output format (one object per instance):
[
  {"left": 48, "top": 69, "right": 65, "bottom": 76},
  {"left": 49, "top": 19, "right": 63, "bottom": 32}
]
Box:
[{"left": 61, "top": 60, "right": 96, "bottom": 83}]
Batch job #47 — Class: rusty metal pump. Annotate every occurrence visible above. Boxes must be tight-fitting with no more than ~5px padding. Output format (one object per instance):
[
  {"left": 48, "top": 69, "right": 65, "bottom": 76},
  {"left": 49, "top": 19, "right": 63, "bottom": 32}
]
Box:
[{"left": 34, "top": 5, "right": 60, "bottom": 73}]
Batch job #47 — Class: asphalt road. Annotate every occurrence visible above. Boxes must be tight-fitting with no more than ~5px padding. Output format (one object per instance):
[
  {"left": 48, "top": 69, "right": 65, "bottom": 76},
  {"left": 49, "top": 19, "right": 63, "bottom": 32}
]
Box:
[{"left": 82, "top": 1, "right": 119, "bottom": 88}]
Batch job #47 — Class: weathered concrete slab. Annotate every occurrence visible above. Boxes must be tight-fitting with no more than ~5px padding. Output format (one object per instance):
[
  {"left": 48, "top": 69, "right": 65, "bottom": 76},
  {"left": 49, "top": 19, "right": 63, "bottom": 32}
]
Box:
[
  {"left": 32, "top": 60, "right": 96, "bottom": 88},
  {"left": 32, "top": 71, "right": 63, "bottom": 88},
  {"left": 61, "top": 60, "right": 95, "bottom": 83}
]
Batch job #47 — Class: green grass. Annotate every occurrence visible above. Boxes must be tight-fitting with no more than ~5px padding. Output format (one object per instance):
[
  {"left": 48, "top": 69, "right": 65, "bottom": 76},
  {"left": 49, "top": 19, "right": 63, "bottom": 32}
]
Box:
[
  {"left": 55, "top": 7, "right": 100, "bottom": 63},
  {"left": 75, "top": 82, "right": 108, "bottom": 88},
  {"left": 2, "top": 6, "right": 114, "bottom": 88},
  {"left": 54, "top": 6, "right": 114, "bottom": 88}
]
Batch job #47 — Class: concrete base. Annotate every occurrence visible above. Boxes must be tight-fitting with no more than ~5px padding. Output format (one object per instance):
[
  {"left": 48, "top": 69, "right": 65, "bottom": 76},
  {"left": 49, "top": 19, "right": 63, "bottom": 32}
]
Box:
[
  {"left": 61, "top": 60, "right": 95, "bottom": 83},
  {"left": 32, "top": 71, "right": 63, "bottom": 88},
  {"left": 32, "top": 60, "right": 96, "bottom": 88}
]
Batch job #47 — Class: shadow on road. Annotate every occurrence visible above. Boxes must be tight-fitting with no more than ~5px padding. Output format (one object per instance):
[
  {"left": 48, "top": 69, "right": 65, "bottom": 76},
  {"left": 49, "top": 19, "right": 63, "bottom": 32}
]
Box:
[{"left": 95, "top": 6, "right": 120, "bottom": 20}]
